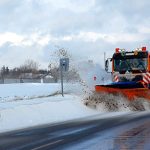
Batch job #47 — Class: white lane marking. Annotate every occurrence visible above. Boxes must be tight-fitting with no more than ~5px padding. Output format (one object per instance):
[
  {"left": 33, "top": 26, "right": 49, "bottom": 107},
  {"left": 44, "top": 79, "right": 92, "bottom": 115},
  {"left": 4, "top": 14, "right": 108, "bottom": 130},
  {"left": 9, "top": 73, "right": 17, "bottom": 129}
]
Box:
[{"left": 31, "top": 139, "right": 63, "bottom": 150}]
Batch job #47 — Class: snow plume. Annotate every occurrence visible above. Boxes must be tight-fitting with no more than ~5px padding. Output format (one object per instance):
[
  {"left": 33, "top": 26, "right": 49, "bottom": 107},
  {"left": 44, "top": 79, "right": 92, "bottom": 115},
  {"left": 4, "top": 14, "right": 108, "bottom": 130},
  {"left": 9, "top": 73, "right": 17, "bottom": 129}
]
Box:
[
  {"left": 74, "top": 61, "right": 150, "bottom": 111},
  {"left": 83, "top": 92, "right": 150, "bottom": 111},
  {"left": 76, "top": 60, "right": 111, "bottom": 92},
  {"left": 61, "top": 60, "right": 150, "bottom": 112}
]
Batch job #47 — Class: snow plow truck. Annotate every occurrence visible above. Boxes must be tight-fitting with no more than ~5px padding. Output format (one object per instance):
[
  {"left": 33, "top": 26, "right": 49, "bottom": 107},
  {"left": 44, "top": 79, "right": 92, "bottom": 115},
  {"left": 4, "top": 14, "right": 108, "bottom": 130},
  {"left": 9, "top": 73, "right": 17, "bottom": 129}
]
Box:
[{"left": 95, "top": 47, "right": 150, "bottom": 100}]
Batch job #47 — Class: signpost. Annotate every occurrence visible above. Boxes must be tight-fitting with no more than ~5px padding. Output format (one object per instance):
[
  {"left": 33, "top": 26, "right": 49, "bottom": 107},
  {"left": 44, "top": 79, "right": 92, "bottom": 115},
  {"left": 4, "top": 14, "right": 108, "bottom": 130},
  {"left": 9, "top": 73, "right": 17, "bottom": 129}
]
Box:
[{"left": 60, "top": 58, "right": 69, "bottom": 97}]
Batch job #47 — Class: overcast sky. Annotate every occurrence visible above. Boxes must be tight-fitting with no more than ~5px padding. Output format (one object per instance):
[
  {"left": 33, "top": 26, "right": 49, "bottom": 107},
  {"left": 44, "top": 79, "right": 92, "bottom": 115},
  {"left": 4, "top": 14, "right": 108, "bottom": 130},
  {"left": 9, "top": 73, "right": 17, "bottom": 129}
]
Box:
[{"left": 0, "top": 0, "right": 150, "bottom": 69}]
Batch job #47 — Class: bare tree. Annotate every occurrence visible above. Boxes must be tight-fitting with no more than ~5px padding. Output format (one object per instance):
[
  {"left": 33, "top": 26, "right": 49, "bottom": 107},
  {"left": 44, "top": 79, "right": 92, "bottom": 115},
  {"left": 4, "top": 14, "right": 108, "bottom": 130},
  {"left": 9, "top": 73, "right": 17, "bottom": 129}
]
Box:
[
  {"left": 48, "top": 47, "right": 80, "bottom": 82},
  {"left": 20, "top": 59, "right": 39, "bottom": 73},
  {"left": 54, "top": 47, "right": 71, "bottom": 59}
]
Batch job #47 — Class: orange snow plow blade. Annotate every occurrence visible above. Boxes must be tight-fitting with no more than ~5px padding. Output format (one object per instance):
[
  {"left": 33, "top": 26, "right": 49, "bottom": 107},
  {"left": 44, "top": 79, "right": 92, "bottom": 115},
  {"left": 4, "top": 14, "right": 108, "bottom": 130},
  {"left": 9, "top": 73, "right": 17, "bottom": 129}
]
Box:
[{"left": 95, "top": 82, "right": 150, "bottom": 100}]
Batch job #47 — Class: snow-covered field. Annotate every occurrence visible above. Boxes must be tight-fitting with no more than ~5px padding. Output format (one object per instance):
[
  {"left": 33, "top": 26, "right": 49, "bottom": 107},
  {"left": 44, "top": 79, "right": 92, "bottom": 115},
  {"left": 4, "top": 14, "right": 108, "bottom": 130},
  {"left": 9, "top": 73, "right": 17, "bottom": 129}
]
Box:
[
  {"left": 0, "top": 83, "right": 82, "bottom": 102},
  {"left": 0, "top": 83, "right": 131, "bottom": 133},
  {"left": 0, "top": 83, "right": 85, "bottom": 132}
]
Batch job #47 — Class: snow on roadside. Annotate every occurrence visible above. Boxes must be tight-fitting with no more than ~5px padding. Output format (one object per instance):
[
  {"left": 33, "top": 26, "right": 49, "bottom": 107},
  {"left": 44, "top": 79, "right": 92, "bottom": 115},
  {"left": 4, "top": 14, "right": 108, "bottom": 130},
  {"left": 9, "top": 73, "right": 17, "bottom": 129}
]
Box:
[
  {"left": 0, "top": 94, "right": 129, "bottom": 133},
  {"left": 0, "top": 83, "right": 97, "bottom": 133},
  {"left": 0, "top": 95, "right": 100, "bottom": 133},
  {"left": 0, "top": 83, "right": 129, "bottom": 133}
]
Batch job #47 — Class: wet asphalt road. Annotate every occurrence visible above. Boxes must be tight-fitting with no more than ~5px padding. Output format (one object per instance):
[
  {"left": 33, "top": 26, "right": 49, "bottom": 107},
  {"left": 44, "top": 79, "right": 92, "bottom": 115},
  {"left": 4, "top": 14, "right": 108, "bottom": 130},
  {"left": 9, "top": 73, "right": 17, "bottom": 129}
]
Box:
[{"left": 0, "top": 112, "right": 150, "bottom": 150}]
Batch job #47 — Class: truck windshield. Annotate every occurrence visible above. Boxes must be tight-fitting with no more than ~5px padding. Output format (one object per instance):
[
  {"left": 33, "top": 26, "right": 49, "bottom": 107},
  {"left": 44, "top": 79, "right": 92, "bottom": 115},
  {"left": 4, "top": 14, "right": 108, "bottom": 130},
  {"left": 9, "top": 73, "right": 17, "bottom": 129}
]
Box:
[{"left": 114, "top": 58, "right": 148, "bottom": 73}]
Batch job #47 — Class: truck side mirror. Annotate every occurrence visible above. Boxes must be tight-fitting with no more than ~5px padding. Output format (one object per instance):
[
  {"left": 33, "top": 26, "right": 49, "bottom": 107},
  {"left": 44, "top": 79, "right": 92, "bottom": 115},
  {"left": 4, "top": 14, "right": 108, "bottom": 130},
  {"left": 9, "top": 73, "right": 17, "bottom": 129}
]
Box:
[{"left": 105, "top": 60, "right": 109, "bottom": 72}]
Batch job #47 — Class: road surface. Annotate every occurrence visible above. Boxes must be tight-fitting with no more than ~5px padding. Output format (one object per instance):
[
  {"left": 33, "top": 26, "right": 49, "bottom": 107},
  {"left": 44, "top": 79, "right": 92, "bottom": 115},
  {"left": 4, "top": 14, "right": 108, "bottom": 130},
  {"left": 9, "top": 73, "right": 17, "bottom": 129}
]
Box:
[{"left": 0, "top": 112, "right": 150, "bottom": 150}]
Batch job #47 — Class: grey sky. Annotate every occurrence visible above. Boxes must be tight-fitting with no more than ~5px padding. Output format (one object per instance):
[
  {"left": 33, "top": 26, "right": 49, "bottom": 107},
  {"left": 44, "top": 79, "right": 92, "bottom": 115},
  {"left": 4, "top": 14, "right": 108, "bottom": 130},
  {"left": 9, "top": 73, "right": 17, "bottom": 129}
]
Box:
[{"left": 0, "top": 0, "right": 150, "bottom": 69}]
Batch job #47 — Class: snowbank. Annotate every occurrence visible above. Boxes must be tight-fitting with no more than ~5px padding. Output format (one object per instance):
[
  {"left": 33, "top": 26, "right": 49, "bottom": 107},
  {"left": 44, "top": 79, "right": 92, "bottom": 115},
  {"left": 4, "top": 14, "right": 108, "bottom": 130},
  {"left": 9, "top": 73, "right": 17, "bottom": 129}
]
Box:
[
  {"left": 0, "top": 83, "right": 99, "bottom": 133},
  {"left": 0, "top": 83, "right": 134, "bottom": 133},
  {"left": 0, "top": 95, "right": 101, "bottom": 133}
]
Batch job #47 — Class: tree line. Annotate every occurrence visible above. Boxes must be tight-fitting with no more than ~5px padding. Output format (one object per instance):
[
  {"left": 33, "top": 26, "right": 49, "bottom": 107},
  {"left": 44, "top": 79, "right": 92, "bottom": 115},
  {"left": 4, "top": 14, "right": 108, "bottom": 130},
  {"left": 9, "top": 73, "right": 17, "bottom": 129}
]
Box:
[{"left": 0, "top": 59, "right": 80, "bottom": 82}]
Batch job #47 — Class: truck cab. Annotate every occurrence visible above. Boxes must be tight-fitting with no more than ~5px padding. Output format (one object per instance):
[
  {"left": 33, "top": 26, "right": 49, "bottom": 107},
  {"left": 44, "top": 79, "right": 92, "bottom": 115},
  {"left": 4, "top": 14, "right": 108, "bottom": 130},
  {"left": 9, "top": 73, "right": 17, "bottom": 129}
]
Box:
[{"left": 105, "top": 47, "right": 150, "bottom": 85}]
